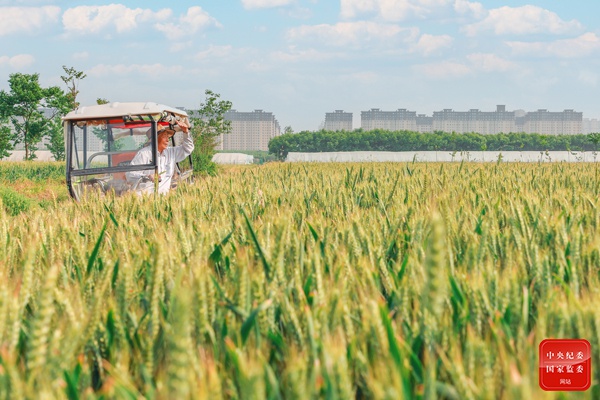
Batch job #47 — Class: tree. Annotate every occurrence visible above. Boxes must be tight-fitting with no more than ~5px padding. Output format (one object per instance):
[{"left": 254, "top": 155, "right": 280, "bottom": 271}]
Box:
[
  {"left": 60, "top": 65, "right": 87, "bottom": 109},
  {"left": 284, "top": 125, "right": 294, "bottom": 135},
  {"left": 40, "top": 85, "right": 71, "bottom": 162},
  {"left": 268, "top": 129, "right": 597, "bottom": 155},
  {"left": 0, "top": 73, "right": 67, "bottom": 160},
  {"left": 0, "top": 120, "right": 15, "bottom": 159},
  {"left": 189, "top": 90, "right": 232, "bottom": 174},
  {"left": 588, "top": 133, "right": 600, "bottom": 150},
  {"left": 45, "top": 117, "right": 66, "bottom": 162},
  {"left": 46, "top": 66, "right": 87, "bottom": 161}
]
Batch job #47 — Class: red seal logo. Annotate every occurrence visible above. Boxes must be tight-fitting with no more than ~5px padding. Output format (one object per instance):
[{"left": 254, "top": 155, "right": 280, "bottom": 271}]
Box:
[{"left": 539, "top": 339, "right": 591, "bottom": 391}]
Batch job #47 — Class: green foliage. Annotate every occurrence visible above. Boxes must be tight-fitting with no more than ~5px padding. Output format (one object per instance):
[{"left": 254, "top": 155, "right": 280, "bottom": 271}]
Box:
[
  {"left": 269, "top": 129, "right": 599, "bottom": 159},
  {"left": 91, "top": 125, "right": 125, "bottom": 152},
  {"left": 0, "top": 119, "right": 15, "bottom": 159},
  {"left": 46, "top": 116, "right": 66, "bottom": 161},
  {"left": 0, "top": 162, "right": 67, "bottom": 214},
  {"left": 44, "top": 66, "right": 87, "bottom": 162},
  {"left": 0, "top": 162, "right": 64, "bottom": 182},
  {"left": 189, "top": 89, "right": 233, "bottom": 174},
  {"left": 0, "top": 186, "right": 32, "bottom": 215},
  {"left": 0, "top": 73, "right": 70, "bottom": 160},
  {"left": 191, "top": 150, "right": 218, "bottom": 176},
  {"left": 588, "top": 132, "right": 600, "bottom": 150},
  {"left": 60, "top": 65, "right": 87, "bottom": 110}
]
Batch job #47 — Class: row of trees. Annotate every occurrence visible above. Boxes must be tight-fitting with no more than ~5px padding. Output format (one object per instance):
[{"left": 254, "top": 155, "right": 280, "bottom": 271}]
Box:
[
  {"left": 269, "top": 129, "right": 600, "bottom": 159},
  {"left": 0, "top": 67, "right": 86, "bottom": 161}
]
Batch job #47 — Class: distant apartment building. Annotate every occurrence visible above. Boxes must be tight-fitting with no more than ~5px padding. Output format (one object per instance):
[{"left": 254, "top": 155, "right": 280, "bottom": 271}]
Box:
[
  {"left": 583, "top": 118, "right": 600, "bottom": 134},
  {"left": 324, "top": 110, "right": 352, "bottom": 131},
  {"left": 416, "top": 114, "right": 433, "bottom": 133},
  {"left": 361, "top": 108, "right": 417, "bottom": 131},
  {"left": 218, "top": 109, "right": 281, "bottom": 151},
  {"left": 432, "top": 105, "right": 516, "bottom": 134},
  {"left": 360, "top": 105, "right": 583, "bottom": 135},
  {"left": 515, "top": 109, "right": 582, "bottom": 135}
]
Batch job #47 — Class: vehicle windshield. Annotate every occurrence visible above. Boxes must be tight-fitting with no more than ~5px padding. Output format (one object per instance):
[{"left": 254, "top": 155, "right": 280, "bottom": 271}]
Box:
[{"left": 69, "top": 120, "right": 155, "bottom": 171}]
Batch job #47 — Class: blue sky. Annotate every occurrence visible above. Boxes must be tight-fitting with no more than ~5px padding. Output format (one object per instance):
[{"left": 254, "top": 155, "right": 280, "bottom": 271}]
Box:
[{"left": 1, "top": 0, "right": 599, "bottom": 131}]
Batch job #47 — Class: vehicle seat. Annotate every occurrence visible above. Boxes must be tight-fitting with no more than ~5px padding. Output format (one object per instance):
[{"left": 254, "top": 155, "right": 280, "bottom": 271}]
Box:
[{"left": 111, "top": 151, "right": 137, "bottom": 180}]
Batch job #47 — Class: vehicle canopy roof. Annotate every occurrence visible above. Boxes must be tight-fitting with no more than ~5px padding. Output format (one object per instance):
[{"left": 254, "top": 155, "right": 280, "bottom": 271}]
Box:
[{"left": 63, "top": 102, "right": 188, "bottom": 121}]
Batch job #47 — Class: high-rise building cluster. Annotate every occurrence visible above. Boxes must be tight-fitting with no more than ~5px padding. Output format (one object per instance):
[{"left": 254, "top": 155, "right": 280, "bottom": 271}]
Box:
[
  {"left": 186, "top": 108, "right": 281, "bottom": 152},
  {"left": 217, "top": 110, "right": 281, "bottom": 152},
  {"left": 325, "top": 105, "right": 586, "bottom": 135}
]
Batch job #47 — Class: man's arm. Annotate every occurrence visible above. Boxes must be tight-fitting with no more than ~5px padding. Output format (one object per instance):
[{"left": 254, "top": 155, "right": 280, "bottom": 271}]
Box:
[{"left": 171, "top": 121, "right": 195, "bottom": 163}]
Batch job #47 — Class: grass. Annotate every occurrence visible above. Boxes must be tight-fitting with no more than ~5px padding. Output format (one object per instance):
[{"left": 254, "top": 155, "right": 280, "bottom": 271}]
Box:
[
  {"left": 0, "top": 161, "right": 64, "bottom": 182},
  {"left": 0, "top": 162, "right": 69, "bottom": 214},
  {"left": 0, "top": 161, "right": 599, "bottom": 399}
]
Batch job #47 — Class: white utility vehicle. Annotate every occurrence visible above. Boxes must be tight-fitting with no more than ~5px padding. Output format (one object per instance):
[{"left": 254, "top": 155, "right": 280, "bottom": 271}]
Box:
[{"left": 63, "top": 102, "right": 193, "bottom": 200}]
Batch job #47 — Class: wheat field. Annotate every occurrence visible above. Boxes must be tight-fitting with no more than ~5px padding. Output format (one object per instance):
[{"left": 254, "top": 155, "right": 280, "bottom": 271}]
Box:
[{"left": 0, "top": 162, "right": 599, "bottom": 399}]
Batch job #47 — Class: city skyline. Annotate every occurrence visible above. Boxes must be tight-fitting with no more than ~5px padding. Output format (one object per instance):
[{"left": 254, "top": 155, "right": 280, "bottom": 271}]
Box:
[
  {"left": 1, "top": 1, "right": 599, "bottom": 132},
  {"left": 6, "top": 104, "right": 600, "bottom": 156},
  {"left": 325, "top": 105, "right": 593, "bottom": 134}
]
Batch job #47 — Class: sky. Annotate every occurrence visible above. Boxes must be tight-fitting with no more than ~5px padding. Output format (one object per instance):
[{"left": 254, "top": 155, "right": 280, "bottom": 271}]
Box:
[{"left": 1, "top": 0, "right": 599, "bottom": 131}]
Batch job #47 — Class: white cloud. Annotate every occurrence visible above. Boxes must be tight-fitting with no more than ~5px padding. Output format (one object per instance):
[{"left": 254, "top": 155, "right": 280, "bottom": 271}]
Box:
[
  {"left": 340, "top": 0, "right": 483, "bottom": 21},
  {"left": 417, "top": 53, "right": 517, "bottom": 78},
  {"left": 0, "top": 0, "right": 55, "bottom": 4},
  {"left": 10, "top": 54, "right": 35, "bottom": 68},
  {"left": 463, "top": 5, "right": 583, "bottom": 36},
  {"left": 453, "top": 0, "right": 485, "bottom": 19},
  {"left": 241, "top": 0, "right": 294, "bottom": 9},
  {"left": 341, "top": 0, "right": 445, "bottom": 20},
  {"left": 0, "top": 54, "right": 35, "bottom": 68},
  {"left": 418, "top": 60, "right": 471, "bottom": 78},
  {"left": 466, "top": 53, "right": 516, "bottom": 72},
  {"left": 170, "top": 42, "right": 193, "bottom": 53},
  {"left": 72, "top": 52, "right": 89, "bottom": 60},
  {"left": 194, "top": 45, "right": 234, "bottom": 61},
  {"left": 414, "top": 34, "right": 453, "bottom": 55},
  {"left": 0, "top": 6, "right": 60, "bottom": 35},
  {"left": 287, "top": 21, "right": 419, "bottom": 47},
  {"left": 340, "top": 0, "right": 377, "bottom": 19},
  {"left": 155, "top": 6, "right": 221, "bottom": 40},
  {"left": 507, "top": 33, "right": 600, "bottom": 58},
  {"left": 286, "top": 7, "right": 313, "bottom": 19},
  {"left": 246, "top": 61, "right": 272, "bottom": 72},
  {"left": 87, "top": 63, "right": 183, "bottom": 77},
  {"left": 62, "top": 5, "right": 171, "bottom": 35},
  {"left": 271, "top": 47, "right": 338, "bottom": 62}
]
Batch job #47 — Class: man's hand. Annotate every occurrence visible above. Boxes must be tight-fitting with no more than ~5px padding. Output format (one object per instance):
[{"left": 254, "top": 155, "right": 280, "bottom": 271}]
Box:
[{"left": 176, "top": 120, "right": 190, "bottom": 133}]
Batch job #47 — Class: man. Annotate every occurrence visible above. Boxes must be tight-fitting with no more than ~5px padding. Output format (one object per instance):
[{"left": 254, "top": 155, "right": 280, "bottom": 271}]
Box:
[{"left": 126, "top": 119, "right": 194, "bottom": 194}]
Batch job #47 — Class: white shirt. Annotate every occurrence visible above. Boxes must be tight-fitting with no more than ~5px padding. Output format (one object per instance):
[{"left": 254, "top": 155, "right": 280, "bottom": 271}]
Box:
[{"left": 126, "top": 132, "right": 194, "bottom": 194}]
